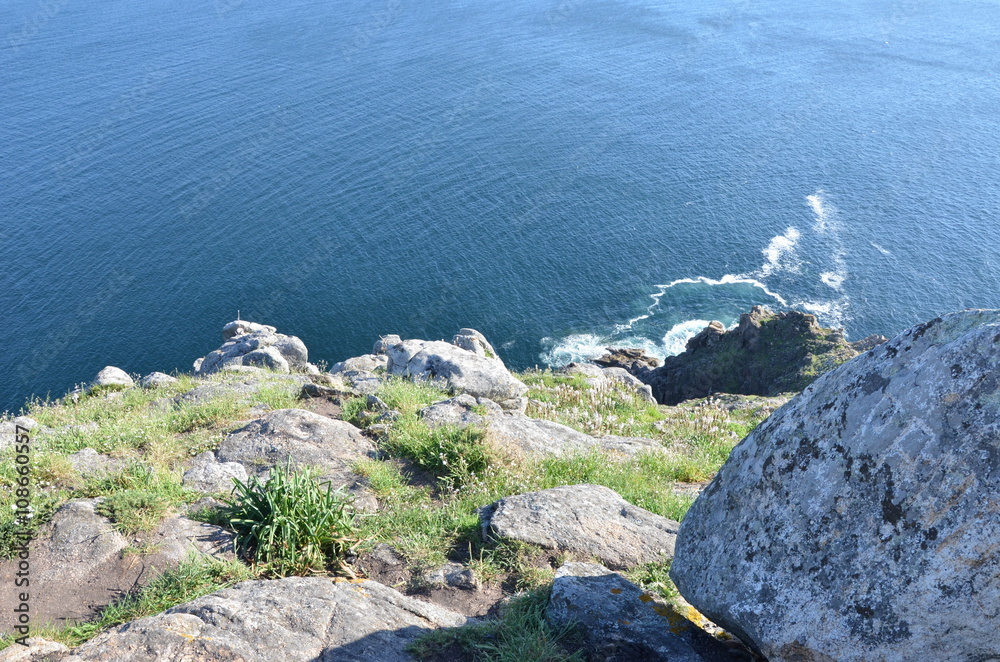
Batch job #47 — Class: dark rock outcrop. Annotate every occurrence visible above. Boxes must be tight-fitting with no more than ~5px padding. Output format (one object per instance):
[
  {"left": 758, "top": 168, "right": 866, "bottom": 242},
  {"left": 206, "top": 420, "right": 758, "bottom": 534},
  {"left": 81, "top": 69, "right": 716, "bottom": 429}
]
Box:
[
  {"left": 670, "top": 310, "right": 1000, "bottom": 661},
  {"left": 594, "top": 347, "right": 662, "bottom": 373},
  {"left": 547, "top": 562, "right": 741, "bottom": 662},
  {"left": 644, "top": 306, "right": 869, "bottom": 405}
]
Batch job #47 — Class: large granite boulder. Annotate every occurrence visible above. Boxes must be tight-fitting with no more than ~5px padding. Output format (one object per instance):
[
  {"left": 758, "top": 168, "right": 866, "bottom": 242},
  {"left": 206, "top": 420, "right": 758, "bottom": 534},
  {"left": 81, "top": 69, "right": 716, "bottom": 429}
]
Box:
[
  {"left": 546, "top": 562, "right": 736, "bottom": 662},
  {"left": 61, "top": 576, "right": 466, "bottom": 661},
  {"left": 480, "top": 485, "right": 679, "bottom": 569},
  {"left": 670, "top": 310, "right": 1000, "bottom": 661},
  {"left": 385, "top": 331, "right": 528, "bottom": 411},
  {"left": 195, "top": 320, "right": 311, "bottom": 375},
  {"left": 622, "top": 306, "right": 867, "bottom": 405}
]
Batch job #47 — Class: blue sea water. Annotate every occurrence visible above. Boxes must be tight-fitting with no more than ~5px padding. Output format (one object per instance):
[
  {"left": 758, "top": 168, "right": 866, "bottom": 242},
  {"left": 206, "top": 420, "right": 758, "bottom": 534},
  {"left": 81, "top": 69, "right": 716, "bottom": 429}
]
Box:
[{"left": 2, "top": 0, "right": 1000, "bottom": 413}]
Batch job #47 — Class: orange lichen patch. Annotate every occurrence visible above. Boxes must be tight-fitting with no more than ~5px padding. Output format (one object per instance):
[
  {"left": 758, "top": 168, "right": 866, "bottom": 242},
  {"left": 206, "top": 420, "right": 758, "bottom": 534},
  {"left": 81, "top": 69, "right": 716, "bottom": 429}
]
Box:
[{"left": 610, "top": 588, "right": 623, "bottom": 595}]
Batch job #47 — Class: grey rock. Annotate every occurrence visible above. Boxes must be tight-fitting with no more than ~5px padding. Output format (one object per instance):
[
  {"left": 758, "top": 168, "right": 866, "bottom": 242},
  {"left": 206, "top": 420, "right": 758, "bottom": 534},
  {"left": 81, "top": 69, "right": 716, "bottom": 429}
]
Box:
[
  {"left": 481, "top": 484, "right": 679, "bottom": 569},
  {"left": 138, "top": 372, "right": 177, "bottom": 389},
  {"left": 66, "top": 448, "right": 126, "bottom": 478},
  {"left": 91, "top": 366, "right": 134, "bottom": 390},
  {"left": 0, "top": 638, "right": 69, "bottom": 661},
  {"left": 0, "top": 417, "right": 40, "bottom": 449},
  {"left": 140, "top": 515, "right": 235, "bottom": 563},
  {"left": 182, "top": 451, "right": 249, "bottom": 494},
  {"left": 419, "top": 396, "right": 602, "bottom": 457},
  {"left": 300, "top": 381, "right": 355, "bottom": 400},
  {"left": 452, "top": 328, "right": 500, "bottom": 359},
  {"left": 242, "top": 346, "right": 290, "bottom": 372},
  {"left": 68, "top": 576, "right": 466, "bottom": 662},
  {"left": 595, "top": 435, "right": 664, "bottom": 456},
  {"left": 196, "top": 320, "right": 310, "bottom": 375},
  {"left": 366, "top": 394, "right": 389, "bottom": 412},
  {"left": 671, "top": 310, "right": 1000, "bottom": 662},
  {"left": 562, "top": 361, "right": 606, "bottom": 380},
  {"left": 373, "top": 334, "right": 402, "bottom": 355},
  {"left": 223, "top": 320, "right": 275, "bottom": 339},
  {"left": 424, "top": 562, "right": 480, "bottom": 591},
  {"left": 547, "top": 562, "right": 734, "bottom": 662},
  {"left": 216, "top": 409, "right": 376, "bottom": 509},
  {"left": 370, "top": 543, "right": 405, "bottom": 567},
  {"left": 341, "top": 369, "right": 383, "bottom": 394},
  {"left": 602, "top": 367, "right": 657, "bottom": 404},
  {"left": 385, "top": 336, "right": 528, "bottom": 411},
  {"left": 330, "top": 354, "right": 388, "bottom": 374}
]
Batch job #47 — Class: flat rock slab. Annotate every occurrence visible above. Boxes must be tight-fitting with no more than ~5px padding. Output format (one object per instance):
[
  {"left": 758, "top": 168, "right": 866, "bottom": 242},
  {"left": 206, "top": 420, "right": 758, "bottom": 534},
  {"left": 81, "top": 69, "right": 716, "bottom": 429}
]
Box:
[
  {"left": 216, "top": 408, "right": 377, "bottom": 511},
  {"left": 671, "top": 310, "right": 1000, "bottom": 662},
  {"left": 547, "top": 562, "right": 735, "bottom": 662},
  {"left": 217, "top": 408, "right": 373, "bottom": 480},
  {"left": 480, "top": 484, "right": 679, "bottom": 569},
  {"left": 420, "top": 395, "right": 606, "bottom": 457},
  {"left": 0, "top": 501, "right": 231, "bottom": 634},
  {"left": 63, "top": 576, "right": 466, "bottom": 662}
]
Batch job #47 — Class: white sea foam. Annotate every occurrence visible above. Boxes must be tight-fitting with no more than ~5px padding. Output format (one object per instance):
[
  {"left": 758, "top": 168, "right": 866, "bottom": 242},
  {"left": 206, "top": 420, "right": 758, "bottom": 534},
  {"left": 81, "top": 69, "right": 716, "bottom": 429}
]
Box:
[
  {"left": 871, "top": 241, "right": 891, "bottom": 255},
  {"left": 538, "top": 334, "right": 609, "bottom": 366},
  {"left": 757, "top": 226, "right": 801, "bottom": 277},
  {"left": 820, "top": 271, "right": 845, "bottom": 290},
  {"left": 540, "top": 190, "right": 858, "bottom": 366},
  {"left": 661, "top": 319, "right": 714, "bottom": 355}
]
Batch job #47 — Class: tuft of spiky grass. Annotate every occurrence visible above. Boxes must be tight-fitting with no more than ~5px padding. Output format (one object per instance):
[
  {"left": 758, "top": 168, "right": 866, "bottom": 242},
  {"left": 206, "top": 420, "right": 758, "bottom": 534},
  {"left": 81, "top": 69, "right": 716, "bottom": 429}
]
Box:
[{"left": 221, "top": 462, "right": 360, "bottom": 577}]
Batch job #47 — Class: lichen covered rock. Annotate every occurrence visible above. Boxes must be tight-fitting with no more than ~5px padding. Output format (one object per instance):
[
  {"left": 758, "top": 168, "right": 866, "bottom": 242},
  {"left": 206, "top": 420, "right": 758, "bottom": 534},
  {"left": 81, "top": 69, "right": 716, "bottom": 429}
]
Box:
[{"left": 671, "top": 310, "right": 1000, "bottom": 661}]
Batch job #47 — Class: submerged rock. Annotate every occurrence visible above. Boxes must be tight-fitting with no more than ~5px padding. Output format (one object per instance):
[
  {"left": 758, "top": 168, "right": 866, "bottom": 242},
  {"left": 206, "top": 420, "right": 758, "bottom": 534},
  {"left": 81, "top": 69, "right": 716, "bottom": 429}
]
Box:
[{"left": 671, "top": 310, "right": 1000, "bottom": 661}]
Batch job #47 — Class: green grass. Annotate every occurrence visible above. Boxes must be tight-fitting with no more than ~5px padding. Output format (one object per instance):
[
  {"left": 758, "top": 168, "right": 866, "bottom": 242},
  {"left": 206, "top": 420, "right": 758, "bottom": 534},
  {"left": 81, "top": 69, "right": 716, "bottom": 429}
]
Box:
[
  {"left": 222, "top": 463, "right": 361, "bottom": 576},
  {"left": 625, "top": 560, "right": 680, "bottom": 602},
  {"left": 409, "top": 587, "right": 584, "bottom": 662},
  {"left": 0, "top": 360, "right": 782, "bottom": 659}
]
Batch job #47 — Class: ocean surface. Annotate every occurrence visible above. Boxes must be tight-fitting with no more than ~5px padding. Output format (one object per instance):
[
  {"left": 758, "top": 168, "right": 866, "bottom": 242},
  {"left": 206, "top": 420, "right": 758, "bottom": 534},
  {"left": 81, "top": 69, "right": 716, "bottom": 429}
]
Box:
[{"left": 3, "top": 0, "right": 1000, "bottom": 413}]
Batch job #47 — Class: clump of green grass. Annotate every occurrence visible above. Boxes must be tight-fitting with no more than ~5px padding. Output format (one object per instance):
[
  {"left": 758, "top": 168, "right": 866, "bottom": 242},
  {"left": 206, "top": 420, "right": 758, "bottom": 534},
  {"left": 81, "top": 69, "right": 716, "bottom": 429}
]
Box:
[
  {"left": 520, "top": 370, "right": 666, "bottom": 438},
  {"left": 625, "top": 560, "right": 680, "bottom": 602},
  {"left": 222, "top": 463, "right": 360, "bottom": 576},
  {"left": 409, "top": 587, "right": 584, "bottom": 662},
  {"left": 96, "top": 491, "right": 171, "bottom": 535}
]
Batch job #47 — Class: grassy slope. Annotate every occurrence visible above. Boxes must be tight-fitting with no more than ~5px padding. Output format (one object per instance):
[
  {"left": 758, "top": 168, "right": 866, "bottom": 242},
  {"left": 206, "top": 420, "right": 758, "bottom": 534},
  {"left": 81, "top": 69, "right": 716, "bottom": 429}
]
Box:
[{"left": 0, "top": 367, "right": 780, "bottom": 658}]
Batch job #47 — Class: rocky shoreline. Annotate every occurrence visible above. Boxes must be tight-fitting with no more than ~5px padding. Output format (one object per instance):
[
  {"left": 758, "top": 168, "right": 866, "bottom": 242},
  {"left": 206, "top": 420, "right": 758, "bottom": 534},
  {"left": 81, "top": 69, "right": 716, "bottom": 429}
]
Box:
[{"left": 1, "top": 309, "right": 998, "bottom": 661}]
